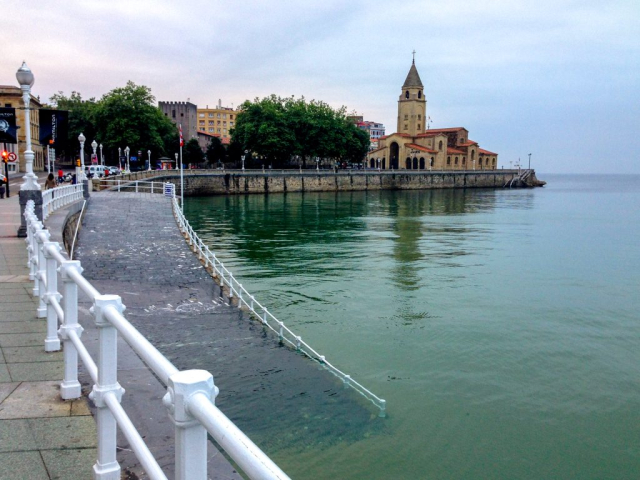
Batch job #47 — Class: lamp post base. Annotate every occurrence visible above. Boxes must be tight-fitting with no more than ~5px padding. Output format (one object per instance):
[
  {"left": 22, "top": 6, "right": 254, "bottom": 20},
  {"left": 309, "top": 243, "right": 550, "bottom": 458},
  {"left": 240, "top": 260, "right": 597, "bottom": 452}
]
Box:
[{"left": 18, "top": 189, "right": 43, "bottom": 237}]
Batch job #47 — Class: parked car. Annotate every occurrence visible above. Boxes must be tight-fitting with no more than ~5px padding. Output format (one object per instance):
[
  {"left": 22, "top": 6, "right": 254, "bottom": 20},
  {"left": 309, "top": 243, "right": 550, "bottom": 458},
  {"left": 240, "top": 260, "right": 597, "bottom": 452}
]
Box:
[
  {"left": 86, "top": 165, "right": 108, "bottom": 178},
  {"left": 107, "top": 166, "right": 120, "bottom": 176}
]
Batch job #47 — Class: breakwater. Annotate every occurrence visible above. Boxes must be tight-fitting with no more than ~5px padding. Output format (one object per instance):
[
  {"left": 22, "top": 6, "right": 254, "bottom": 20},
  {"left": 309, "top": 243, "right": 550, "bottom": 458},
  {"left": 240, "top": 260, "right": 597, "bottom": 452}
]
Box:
[{"left": 100, "top": 169, "right": 544, "bottom": 196}]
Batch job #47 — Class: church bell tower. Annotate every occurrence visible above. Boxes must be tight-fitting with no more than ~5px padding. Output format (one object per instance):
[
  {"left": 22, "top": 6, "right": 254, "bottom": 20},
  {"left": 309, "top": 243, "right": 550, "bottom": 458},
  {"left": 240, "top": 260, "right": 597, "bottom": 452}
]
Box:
[{"left": 397, "top": 55, "right": 427, "bottom": 137}]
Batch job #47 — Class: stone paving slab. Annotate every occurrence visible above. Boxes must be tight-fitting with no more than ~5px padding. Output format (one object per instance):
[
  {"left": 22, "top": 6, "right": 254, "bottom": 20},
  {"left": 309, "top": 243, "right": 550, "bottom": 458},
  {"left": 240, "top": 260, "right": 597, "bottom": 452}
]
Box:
[{"left": 0, "top": 185, "right": 97, "bottom": 479}]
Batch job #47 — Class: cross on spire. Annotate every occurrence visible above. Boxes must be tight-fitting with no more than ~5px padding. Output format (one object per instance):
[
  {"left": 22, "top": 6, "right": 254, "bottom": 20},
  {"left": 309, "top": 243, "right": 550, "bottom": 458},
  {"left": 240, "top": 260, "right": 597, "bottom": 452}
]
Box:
[{"left": 412, "top": 49, "right": 416, "bottom": 64}]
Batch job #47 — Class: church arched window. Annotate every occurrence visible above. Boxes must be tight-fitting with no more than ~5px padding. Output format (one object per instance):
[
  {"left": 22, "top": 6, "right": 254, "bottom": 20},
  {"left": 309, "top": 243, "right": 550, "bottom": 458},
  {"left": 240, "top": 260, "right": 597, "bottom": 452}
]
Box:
[
  {"left": 430, "top": 157, "right": 434, "bottom": 167},
  {"left": 420, "top": 157, "right": 425, "bottom": 169},
  {"left": 439, "top": 141, "right": 443, "bottom": 150},
  {"left": 447, "top": 157, "right": 451, "bottom": 165},
  {"left": 418, "top": 91, "right": 422, "bottom": 99},
  {"left": 418, "top": 115, "right": 421, "bottom": 120},
  {"left": 455, "top": 157, "right": 458, "bottom": 165},
  {"left": 405, "top": 158, "right": 411, "bottom": 169},
  {"left": 405, "top": 91, "right": 409, "bottom": 99},
  {"left": 462, "top": 157, "right": 466, "bottom": 165},
  {"left": 471, "top": 150, "right": 475, "bottom": 160},
  {"left": 418, "top": 124, "right": 421, "bottom": 130}
]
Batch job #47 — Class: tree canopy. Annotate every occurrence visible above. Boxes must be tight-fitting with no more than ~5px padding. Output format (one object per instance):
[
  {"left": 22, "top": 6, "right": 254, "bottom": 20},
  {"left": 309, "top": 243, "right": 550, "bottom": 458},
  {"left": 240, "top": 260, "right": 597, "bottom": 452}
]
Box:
[
  {"left": 205, "top": 136, "right": 226, "bottom": 167},
  {"left": 50, "top": 82, "right": 178, "bottom": 166},
  {"left": 231, "top": 95, "right": 369, "bottom": 167}
]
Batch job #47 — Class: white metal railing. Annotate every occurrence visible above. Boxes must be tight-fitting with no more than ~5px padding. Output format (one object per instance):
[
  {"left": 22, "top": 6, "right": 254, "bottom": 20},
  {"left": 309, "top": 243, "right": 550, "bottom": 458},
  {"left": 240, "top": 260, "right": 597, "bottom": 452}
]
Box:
[
  {"left": 42, "top": 183, "right": 84, "bottom": 220},
  {"left": 96, "top": 179, "right": 169, "bottom": 195},
  {"left": 170, "top": 194, "right": 387, "bottom": 415},
  {"left": 23, "top": 199, "right": 290, "bottom": 480}
]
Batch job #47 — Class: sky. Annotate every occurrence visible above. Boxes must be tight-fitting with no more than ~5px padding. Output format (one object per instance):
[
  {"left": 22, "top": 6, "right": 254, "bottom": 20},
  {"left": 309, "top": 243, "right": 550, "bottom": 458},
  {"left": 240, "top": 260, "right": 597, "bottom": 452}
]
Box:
[{"left": 3, "top": 0, "right": 639, "bottom": 173}]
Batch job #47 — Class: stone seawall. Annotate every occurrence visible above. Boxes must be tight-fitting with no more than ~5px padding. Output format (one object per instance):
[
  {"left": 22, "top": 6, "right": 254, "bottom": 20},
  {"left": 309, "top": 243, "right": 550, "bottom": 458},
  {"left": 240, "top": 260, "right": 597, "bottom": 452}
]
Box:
[{"left": 102, "top": 169, "right": 542, "bottom": 196}]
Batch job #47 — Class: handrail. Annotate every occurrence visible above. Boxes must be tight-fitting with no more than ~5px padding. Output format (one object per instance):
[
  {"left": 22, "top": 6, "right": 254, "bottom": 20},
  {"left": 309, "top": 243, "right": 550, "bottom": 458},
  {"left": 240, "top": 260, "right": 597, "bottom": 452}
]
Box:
[
  {"left": 23, "top": 197, "right": 291, "bottom": 480},
  {"left": 169, "top": 190, "right": 387, "bottom": 415}
]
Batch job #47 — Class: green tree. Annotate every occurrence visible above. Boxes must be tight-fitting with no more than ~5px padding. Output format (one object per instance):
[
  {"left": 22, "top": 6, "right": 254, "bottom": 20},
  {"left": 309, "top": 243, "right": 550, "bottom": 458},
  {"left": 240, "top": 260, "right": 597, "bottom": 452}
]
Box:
[
  {"left": 182, "top": 138, "right": 204, "bottom": 166},
  {"left": 49, "top": 91, "right": 98, "bottom": 161},
  {"left": 232, "top": 95, "right": 369, "bottom": 168},
  {"left": 206, "top": 136, "right": 226, "bottom": 167},
  {"left": 50, "top": 81, "right": 177, "bottom": 167}
]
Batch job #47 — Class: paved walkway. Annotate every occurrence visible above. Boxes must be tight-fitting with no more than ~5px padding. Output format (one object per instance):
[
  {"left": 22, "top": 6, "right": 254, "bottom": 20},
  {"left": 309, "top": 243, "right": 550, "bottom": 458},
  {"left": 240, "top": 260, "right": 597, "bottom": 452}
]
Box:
[{"left": 0, "top": 183, "right": 96, "bottom": 479}]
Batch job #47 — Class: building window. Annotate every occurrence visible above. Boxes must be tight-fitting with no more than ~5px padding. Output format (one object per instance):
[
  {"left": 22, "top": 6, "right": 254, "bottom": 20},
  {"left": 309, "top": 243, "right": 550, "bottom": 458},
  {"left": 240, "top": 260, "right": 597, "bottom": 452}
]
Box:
[
  {"left": 418, "top": 91, "right": 422, "bottom": 99},
  {"left": 405, "top": 91, "right": 409, "bottom": 99},
  {"left": 404, "top": 124, "right": 408, "bottom": 130},
  {"left": 404, "top": 114, "right": 408, "bottom": 120},
  {"left": 217, "top": 113, "right": 221, "bottom": 118},
  {"left": 4, "top": 103, "right": 11, "bottom": 107},
  {"left": 217, "top": 128, "right": 221, "bottom": 133},
  {"left": 223, "top": 129, "right": 227, "bottom": 134},
  {"left": 209, "top": 128, "right": 214, "bottom": 132},
  {"left": 455, "top": 157, "right": 458, "bottom": 164},
  {"left": 209, "top": 121, "right": 213, "bottom": 126},
  {"left": 223, "top": 121, "right": 226, "bottom": 126},
  {"left": 172, "top": 110, "right": 176, "bottom": 118},
  {"left": 493, "top": 158, "right": 496, "bottom": 165},
  {"left": 180, "top": 112, "right": 184, "bottom": 117},
  {"left": 230, "top": 122, "right": 234, "bottom": 126},
  {"left": 462, "top": 157, "right": 466, "bottom": 165},
  {"left": 430, "top": 157, "right": 434, "bottom": 167},
  {"left": 418, "top": 124, "right": 421, "bottom": 130},
  {"left": 217, "top": 121, "right": 221, "bottom": 125},
  {"left": 230, "top": 115, "right": 234, "bottom": 120},
  {"left": 447, "top": 157, "right": 451, "bottom": 165},
  {"left": 223, "top": 114, "right": 227, "bottom": 119},
  {"left": 439, "top": 141, "right": 443, "bottom": 150},
  {"left": 209, "top": 113, "right": 213, "bottom": 117},
  {"left": 199, "top": 121, "right": 205, "bottom": 125},
  {"left": 418, "top": 115, "right": 421, "bottom": 120},
  {"left": 406, "top": 158, "right": 411, "bottom": 169},
  {"left": 471, "top": 150, "right": 475, "bottom": 160},
  {"left": 199, "top": 113, "right": 204, "bottom": 117}
]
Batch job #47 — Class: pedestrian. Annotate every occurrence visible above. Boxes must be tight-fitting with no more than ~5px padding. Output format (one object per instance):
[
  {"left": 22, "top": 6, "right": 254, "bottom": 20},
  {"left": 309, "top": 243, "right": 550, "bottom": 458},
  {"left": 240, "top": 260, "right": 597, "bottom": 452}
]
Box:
[
  {"left": 44, "top": 173, "right": 56, "bottom": 190},
  {"left": 0, "top": 175, "right": 6, "bottom": 199},
  {"left": 71, "top": 173, "right": 77, "bottom": 185},
  {"left": 58, "top": 168, "right": 63, "bottom": 184}
]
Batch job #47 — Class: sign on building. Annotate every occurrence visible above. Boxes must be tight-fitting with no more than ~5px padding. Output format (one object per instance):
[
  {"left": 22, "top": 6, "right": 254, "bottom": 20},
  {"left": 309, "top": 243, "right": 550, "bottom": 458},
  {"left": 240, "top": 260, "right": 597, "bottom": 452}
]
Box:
[{"left": 0, "top": 108, "right": 18, "bottom": 144}]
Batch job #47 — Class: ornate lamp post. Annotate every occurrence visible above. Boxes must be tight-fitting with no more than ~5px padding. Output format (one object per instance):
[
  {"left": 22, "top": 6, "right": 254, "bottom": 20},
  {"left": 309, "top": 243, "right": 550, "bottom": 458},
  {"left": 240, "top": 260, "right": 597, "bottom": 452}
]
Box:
[
  {"left": 316, "top": 157, "right": 320, "bottom": 172},
  {"left": 124, "top": 146, "right": 130, "bottom": 173},
  {"left": 147, "top": 150, "right": 151, "bottom": 171},
  {"left": 175, "top": 152, "right": 178, "bottom": 170},
  {"left": 16, "top": 62, "right": 42, "bottom": 237},
  {"left": 16, "top": 62, "right": 39, "bottom": 191},
  {"left": 78, "top": 133, "right": 86, "bottom": 180},
  {"left": 91, "top": 139, "right": 97, "bottom": 172},
  {"left": 118, "top": 147, "right": 121, "bottom": 170},
  {"left": 242, "top": 149, "right": 248, "bottom": 171},
  {"left": 99, "top": 143, "right": 103, "bottom": 166}
]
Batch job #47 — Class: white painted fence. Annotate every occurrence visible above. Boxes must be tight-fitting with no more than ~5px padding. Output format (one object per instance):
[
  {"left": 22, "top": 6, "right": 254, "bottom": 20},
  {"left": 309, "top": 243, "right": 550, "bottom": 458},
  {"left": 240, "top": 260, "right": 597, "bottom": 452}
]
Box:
[
  {"left": 24, "top": 194, "right": 290, "bottom": 480},
  {"left": 42, "top": 183, "right": 84, "bottom": 220}
]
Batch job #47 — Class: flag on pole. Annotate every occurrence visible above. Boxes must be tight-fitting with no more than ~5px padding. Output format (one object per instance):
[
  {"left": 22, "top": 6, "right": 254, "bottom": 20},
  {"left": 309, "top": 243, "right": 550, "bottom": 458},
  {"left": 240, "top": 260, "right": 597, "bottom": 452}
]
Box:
[{"left": 179, "top": 124, "right": 184, "bottom": 147}]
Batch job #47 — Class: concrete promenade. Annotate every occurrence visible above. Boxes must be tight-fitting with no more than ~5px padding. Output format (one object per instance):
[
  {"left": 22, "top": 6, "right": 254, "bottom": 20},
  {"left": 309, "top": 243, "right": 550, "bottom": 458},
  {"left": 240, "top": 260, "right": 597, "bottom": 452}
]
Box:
[{"left": 0, "top": 185, "right": 96, "bottom": 479}]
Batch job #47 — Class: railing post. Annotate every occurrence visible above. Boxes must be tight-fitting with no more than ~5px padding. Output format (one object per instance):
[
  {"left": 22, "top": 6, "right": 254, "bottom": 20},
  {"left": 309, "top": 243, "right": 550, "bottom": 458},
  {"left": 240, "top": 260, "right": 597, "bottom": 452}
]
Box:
[
  {"left": 163, "top": 370, "right": 218, "bottom": 480},
  {"left": 36, "top": 226, "right": 50, "bottom": 318},
  {"left": 89, "top": 295, "right": 126, "bottom": 480},
  {"left": 135, "top": 181, "right": 138, "bottom": 193},
  {"left": 43, "top": 241, "right": 62, "bottom": 352},
  {"left": 58, "top": 261, "right": 83, "bottom": 400},
  {"left": 29, "top": 218, "right": 39, "bottom": 286},
  {"left": 151, "top": 182, "right": 154, "bottom": 194}
]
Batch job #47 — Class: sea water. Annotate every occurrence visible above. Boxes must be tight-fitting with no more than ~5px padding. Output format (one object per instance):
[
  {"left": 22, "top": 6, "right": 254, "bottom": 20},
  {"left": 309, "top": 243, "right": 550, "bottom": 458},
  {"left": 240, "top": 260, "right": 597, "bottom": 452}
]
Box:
[{"left": 184, "top": 174, "right": 640, "bottom": 479}]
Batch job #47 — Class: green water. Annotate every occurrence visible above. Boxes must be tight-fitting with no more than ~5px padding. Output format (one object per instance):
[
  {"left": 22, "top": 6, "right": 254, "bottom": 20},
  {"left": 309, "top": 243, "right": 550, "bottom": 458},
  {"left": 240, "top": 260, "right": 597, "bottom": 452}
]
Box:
[{"left": 184, "top": 175, "right": 640, "bottom": 479}]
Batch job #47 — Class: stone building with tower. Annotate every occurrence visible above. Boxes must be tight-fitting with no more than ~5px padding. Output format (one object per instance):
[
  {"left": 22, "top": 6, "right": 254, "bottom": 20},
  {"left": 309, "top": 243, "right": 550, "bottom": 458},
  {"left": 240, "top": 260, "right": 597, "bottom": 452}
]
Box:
[
  {"left": 158, "top": 101, "right": 198, "bottom": 142},
  {"left": 366, "top": 60, "right": 498, "bottom": 171}
]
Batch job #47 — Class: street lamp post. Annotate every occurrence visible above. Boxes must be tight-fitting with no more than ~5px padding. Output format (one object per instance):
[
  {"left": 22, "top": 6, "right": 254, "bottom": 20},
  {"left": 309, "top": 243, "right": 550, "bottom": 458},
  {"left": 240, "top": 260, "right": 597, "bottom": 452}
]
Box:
[
  {"left": 16, "top": 62, "right": 42, "bottom": 237},
  {"left": 99, "top": 144, "right": 103, "bottom": 166},
  {"left": 91, "top": 140, "right": 97, "bottom": 171},
  {"left": 78, "top": 133, "right": 86, "bottom": 180},
  {"left": 175, "top": 152, "right": 178, "bottom": 171},
  {"left": 377, "top": 158, "right": 380, "bottom": 171},
  {"left": 118, "top": 147, "right": 121, "bottom": 170},
  {"left": 316, "top": 157, "right": 319, "bottom": 172},
  {"left": 16, "top": 62, "right": 39, "bottom": 191},
  {"left": 147, "top": 150, "right": 151, "bottom": 171},
  {"left": 528, "top": 153, "right": 532, "bottom": 170},
  {"left": 124, "top": 146, "right": 130, "bottom": 173}
]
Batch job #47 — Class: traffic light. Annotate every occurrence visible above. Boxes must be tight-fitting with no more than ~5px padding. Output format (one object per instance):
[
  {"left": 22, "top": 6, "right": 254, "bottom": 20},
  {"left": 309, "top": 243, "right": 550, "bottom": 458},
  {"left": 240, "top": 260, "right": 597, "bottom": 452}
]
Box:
[
  {"left": 1, "top": 151, "right": 7, "bottom": 164},
  {"left": 76, "top": 158, "right": 81, "bottom": 167},
  {"left": 49, "top": 139, "right": 54, "bottom": 145}
]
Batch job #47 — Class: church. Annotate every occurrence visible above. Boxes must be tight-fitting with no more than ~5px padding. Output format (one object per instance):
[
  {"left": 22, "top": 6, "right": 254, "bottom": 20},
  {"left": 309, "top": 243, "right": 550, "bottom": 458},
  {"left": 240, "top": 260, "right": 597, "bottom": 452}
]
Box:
[{"left": 366, "top": 59, "right": 498, "bottom": 171}]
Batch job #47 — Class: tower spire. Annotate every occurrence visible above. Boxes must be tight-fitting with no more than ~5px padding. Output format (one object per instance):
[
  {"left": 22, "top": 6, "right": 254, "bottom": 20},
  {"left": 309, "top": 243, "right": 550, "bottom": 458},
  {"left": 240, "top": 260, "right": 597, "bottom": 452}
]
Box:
[{"left": 412, "top": 49, "right": 416, "bottom": 64}]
